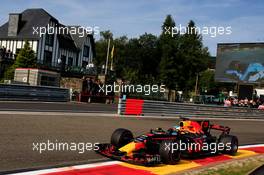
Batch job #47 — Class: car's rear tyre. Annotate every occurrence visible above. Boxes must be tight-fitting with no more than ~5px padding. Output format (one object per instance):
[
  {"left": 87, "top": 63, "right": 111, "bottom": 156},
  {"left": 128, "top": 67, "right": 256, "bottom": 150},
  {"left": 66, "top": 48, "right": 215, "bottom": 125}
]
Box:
[
  {"left": 111, "top": 128, "right": 134, "bottom": 148},
  {"left": 159, "top": 140, "right": 181, "bottom": 164},
  {"left": 219, "top": 135, "right": 238, "bottom": 155}
]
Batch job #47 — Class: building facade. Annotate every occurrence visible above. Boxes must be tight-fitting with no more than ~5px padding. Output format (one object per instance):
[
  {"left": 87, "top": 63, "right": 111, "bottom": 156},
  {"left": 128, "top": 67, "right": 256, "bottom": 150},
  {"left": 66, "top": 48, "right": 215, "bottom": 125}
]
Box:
[{"left": 0, "top": 8, "right": 96, "bottom": 77}]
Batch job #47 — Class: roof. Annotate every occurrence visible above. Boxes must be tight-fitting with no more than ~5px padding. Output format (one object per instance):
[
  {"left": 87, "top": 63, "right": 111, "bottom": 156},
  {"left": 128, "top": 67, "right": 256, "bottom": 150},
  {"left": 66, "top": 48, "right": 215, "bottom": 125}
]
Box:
[
  {"left": 0, "top": 8, "right": 96, "bottom": 56},
  {"left": 0, "top": 8, "right": 57, "bottom": 40},
  {"left": 69, "top": 26, "right": 96, "bottom": 56},
  {"left": 69, "top": 26, "right": 86, "bottom": 49},
  {"left": 57, "top": 25, "right": 78, "bottom": 51}
]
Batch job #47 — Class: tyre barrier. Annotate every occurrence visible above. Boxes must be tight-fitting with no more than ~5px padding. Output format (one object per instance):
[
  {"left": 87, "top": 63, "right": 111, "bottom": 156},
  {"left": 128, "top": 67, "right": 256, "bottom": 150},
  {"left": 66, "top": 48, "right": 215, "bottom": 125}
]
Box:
[{"left": 118, "top": 98, "right": 264, "bottom": 118}]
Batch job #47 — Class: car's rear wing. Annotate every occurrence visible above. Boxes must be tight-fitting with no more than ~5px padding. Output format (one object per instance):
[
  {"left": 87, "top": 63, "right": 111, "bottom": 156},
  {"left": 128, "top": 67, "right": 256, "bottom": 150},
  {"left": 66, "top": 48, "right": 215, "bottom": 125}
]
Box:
[{"left": 210, "top": 124, "right": 230, "bottom": 134}]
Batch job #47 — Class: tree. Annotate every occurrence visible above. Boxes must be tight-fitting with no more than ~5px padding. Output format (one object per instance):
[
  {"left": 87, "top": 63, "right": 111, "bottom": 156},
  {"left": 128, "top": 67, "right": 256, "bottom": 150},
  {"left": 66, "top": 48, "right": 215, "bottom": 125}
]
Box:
[
  {"left": 177, "top": 20, "right": 210, "bottom": 96},
  {"left": 100, "top": 30, "right": 113, "bottom": 40},
  {"left": 158, "top": 15, "right": 180, "bottom": 100},
  {"left": 4, "top": 41, "right": 36, "bottom": 79},
  {"left": 138, "top": 33, "right": 160, "bottom": 82},
  {"left": 96, "top": 31, "right": 160, "bottom": 84},
  {"left": 94, "top": 30, "right": 114, "bottom": 69},
  {"left": 121, "top": 38, "right": 142, "bottom": 83},
  {"left": 94, "top": 17, "right": 211, "bottom": 101},
  {"left": 112, "top": 36, "right": 128, "bottom": 78},
  {"left": 119, "top": 34, "right": 160, "bottom": 84},
  {"left": 13, "top": 41, "right": 36, "bottom": 68},
  {"left": 199, "top": 69, "right": 216, "bottom": 94}
]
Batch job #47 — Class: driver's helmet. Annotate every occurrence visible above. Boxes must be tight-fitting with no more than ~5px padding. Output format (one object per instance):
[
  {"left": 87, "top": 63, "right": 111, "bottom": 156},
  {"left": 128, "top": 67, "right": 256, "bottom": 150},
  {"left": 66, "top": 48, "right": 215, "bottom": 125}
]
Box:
[
  {"left": 179, "top": 120, "right": 204, "bottom": 134},
  {"left": 151, "top": 127, "right": 166, "bottom": 134}
]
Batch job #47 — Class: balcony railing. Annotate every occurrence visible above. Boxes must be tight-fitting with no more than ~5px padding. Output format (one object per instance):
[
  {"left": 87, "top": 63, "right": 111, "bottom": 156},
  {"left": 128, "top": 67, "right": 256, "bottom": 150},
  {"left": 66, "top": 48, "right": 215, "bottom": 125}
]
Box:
[{"left": 36, "top": 60, "right": 97, "bottom": 77}]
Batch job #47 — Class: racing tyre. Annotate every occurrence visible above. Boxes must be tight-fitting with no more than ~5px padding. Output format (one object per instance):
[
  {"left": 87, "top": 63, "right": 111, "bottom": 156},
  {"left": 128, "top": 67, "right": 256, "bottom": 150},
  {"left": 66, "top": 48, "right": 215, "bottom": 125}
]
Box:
[
  {"left": 111, "top": 128, "right": 134, "bottom": 148},
  {"left": 219, "top": 135, "right": 238, "bottom": 155},
  {"left": 159, "top": 140, "right": 181, "bottom": 164}
]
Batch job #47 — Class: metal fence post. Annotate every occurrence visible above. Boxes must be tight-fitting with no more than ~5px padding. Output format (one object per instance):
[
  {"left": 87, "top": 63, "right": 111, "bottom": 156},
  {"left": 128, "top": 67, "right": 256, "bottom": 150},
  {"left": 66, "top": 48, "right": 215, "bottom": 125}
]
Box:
[{"left": 117, "top": 98, "right": 122, "bottom": 115}]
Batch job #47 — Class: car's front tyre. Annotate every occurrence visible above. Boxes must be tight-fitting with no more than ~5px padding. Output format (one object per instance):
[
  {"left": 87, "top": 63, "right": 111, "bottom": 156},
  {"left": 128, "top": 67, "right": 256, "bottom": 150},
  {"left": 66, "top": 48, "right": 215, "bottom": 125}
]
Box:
[
  {"left": 159, "top": 140, "right": 181, "bottom": 164},
  {"left": 111, "top": 128, "right": 134, "bottom": 148}
]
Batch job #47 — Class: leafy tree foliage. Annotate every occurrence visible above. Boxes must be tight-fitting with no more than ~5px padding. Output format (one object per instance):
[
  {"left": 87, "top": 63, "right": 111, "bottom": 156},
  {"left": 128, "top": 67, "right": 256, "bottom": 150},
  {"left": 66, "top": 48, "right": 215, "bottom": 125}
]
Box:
[
  {"left": 138, "top": 33, "right": 160, "bottom": 83},
  {"left": 94, "top": 30, "right": 113, "bottom": 69},
  {"left": 4, "top": 41, "right": 36, "bottom": 79},
  {"left": 158, "top": 15, "right": 180, "bottom": 90},
  {"left": 13, "top": 41, "right": 36, "bottom": 68},
  {"left": 95, "top": 32, "right": 159, "bottom": 83},
  {"left": 177, "top": 20, "right": 210, "bottom": 94},
  {"left": 94, "top": 15, "right": 210, "bottom": 96},
  {"left": 199, "top": 69, "right": 216, "bottom": 93}
]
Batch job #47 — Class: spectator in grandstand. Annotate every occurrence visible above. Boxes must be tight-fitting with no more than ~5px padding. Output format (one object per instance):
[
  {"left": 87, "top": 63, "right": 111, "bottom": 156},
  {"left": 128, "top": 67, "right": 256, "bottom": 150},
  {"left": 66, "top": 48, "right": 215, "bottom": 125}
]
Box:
[
  {"left": 232, "top": 97, "right": 239, "bottom": 106},
  {"left": 258, "top": 103, "right": 264, "bottom": 110},
  {"left": 244, "top": 97, "right": 249, "bottom": 106},
  {"left": 87, "top": 77, "right": 93, "bottom": 94},
  {"left": 238, "top": 99, "right": 245, "bottom": 107},
  {"left": 224, "top": 97, "right": 232, "bottom": 107},
  {"left": 249, "top": 99, "right": 258, "bottom": 108},
  {"left": 82, "top": 76, "right": 88, "bottom": 92},
  {"left": 91, "top": 79, "right": 100, "bottom": 95}
]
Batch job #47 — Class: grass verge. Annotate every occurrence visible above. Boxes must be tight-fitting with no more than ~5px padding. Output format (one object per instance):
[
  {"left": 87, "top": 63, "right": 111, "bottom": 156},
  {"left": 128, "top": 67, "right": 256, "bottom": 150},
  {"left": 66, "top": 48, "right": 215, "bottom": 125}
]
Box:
[{"left": 182, "top": 155, "right": 264, "bottom": 175}]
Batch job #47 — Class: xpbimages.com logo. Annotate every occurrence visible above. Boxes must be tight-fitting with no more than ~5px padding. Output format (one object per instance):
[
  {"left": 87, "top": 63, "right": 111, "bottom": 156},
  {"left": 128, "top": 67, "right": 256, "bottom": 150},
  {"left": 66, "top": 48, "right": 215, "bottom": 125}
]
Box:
[
  {"left": 32, "top": 140, "right": 99, "bottom": 154},
  {"left": 164, "top": 24, "right": 232, "bottom": 38},
  {"left": 99, "top": 82, "right": 166, "bottom": 95},
  {"left": 32, "top": 24, "right": 100, "bottom": 37},
  {"left": 164, "top": 140, "right": 232, "bottom": 154}
]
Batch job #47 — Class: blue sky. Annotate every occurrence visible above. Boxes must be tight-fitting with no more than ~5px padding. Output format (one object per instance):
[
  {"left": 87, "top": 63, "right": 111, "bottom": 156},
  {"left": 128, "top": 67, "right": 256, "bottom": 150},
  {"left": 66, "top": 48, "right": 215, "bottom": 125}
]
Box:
[{"left": 1, "top": 0, "right": 264, "bottom": 56}]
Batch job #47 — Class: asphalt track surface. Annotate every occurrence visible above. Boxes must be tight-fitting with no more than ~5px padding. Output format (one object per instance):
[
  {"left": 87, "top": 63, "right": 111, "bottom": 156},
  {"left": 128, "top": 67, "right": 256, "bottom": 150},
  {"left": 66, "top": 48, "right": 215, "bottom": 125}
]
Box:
[{"left": 0, "top": 102, "right": 264, "bottom": 173}]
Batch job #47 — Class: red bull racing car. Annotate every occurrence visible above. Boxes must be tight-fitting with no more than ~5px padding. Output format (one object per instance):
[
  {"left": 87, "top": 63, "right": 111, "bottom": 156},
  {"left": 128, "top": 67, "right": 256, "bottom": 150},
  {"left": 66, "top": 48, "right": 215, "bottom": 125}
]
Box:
[{"left": 96, "top": 118, "right": 238, "bottom": 166}]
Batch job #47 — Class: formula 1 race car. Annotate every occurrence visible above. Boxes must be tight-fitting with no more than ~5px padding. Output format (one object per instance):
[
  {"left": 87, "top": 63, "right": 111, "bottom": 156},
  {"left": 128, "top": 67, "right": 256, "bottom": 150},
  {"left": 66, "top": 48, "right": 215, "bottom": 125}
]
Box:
[{"left": 96, "top": 118, "right": 238, "bottom": 166}]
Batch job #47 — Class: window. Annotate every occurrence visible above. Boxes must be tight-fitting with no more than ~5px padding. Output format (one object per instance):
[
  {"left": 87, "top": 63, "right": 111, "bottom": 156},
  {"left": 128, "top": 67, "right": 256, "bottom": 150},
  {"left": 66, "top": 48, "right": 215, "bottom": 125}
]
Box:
[
  {"left": 75, "top": 56, "right": 79, "bottom": 66},
  {"left": 44, "top": 51, "right": 52, "bottom": 66},
  {"left": 60, "top": 55, "right": 66, "bottom": 65},
  {"left": 82, "top": 61, "right": 88, "bottom": 68},
  {"left": 60, "top": 55, "right": 66, "bottom": 71},
  {"left": 45, "top": 34, "right": 54, "bottom": 46},
  {"left": 83, "top": 45, "right": 90, "bottom": 57},
  {"left": 40, "top": 75, "right": 56, "bottom": 86},
  {"left": 68, "top": 57, "right": 73, "bottom": 66}
]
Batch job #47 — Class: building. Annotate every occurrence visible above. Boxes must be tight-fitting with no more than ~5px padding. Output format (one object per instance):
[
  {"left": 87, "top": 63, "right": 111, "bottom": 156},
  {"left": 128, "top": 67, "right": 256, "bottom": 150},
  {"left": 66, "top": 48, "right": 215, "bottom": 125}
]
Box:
[
  {"left": 0, "top": 8, "right": 96, "bottom": 77},
  {"left": 14, "top": 68, "right": 60, "bottom": 87}
]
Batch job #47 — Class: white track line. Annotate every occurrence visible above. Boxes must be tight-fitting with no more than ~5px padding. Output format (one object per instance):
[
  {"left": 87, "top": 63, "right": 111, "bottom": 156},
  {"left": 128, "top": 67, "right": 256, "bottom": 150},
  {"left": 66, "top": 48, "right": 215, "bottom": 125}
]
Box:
[
  {"left": 239, "top": 144, "right": 264, "bottom": 149},
  {"left": 9, "top": 144, "right": 264, "bottom": 175},
  {"left": 10, "top": 161, "right": 119, "bottom": 175},
  {"left": 1, "top": 111, "right": 264, "bottom": 122}
]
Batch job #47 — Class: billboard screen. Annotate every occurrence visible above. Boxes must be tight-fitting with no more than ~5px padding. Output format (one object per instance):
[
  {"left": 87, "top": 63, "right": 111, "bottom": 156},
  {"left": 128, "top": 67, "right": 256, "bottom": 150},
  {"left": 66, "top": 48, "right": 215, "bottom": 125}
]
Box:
[{"left": 215, "top": 43, "right": 264, "bottom": 83}]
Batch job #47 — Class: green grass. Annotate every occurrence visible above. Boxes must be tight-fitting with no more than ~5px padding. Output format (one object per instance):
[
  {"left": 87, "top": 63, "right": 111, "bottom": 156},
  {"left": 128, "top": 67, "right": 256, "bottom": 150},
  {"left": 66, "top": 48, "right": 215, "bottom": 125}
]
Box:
[{"left": 197, "top": 160, "right": 263, "bottom": 175}]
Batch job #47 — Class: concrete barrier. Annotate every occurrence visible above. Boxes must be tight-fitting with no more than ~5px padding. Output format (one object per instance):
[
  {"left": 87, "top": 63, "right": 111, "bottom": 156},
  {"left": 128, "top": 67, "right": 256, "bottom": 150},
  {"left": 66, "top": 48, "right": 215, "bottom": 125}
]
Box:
[
  {"left": 118, "top": 98, "right": 264, "bottom": 118},
  {"left": 0, "top": 84, "right": 70, "bottom": 102}
]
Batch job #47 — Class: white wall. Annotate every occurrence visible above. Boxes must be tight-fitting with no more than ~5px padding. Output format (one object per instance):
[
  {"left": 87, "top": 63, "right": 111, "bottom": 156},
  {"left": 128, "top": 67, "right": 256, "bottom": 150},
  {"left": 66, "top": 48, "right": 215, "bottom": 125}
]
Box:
[{"left": 0, "top": 39, "right": 38, "bottom": 59}]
